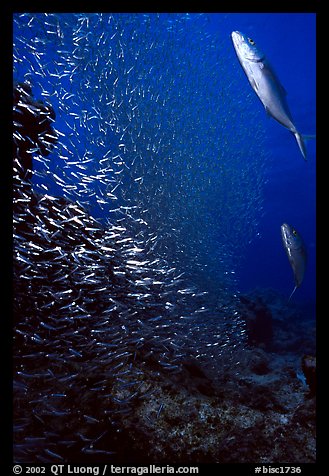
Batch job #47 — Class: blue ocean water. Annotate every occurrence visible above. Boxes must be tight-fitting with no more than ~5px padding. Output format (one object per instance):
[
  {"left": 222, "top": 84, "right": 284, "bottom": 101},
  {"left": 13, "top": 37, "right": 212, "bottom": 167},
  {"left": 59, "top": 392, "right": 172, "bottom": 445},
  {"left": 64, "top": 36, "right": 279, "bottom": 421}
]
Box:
[
  {"left": 13, "top": 12, "right": 316, "bottom": 321},
  {"left": 12, "top": 12, "right": 316, "bottom": 465},
  {"left": 215, "top": 13, "right": 316, "bottom": 310}
]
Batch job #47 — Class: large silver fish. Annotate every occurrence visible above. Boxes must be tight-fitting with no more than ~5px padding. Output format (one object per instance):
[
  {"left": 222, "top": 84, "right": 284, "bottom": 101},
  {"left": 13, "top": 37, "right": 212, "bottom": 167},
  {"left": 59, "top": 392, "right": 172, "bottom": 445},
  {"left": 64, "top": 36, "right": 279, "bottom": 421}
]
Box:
[
  {"left": 281, "top": 223, "right": 307, "bottom": 300},
  {"left": 231, "top": 30, "right": 307, "bottom": 160}
]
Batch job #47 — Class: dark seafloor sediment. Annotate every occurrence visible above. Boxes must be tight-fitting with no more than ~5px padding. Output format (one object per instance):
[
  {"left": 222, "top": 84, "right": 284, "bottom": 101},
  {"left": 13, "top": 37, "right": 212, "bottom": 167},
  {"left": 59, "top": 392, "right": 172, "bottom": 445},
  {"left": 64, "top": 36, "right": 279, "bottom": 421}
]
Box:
[{"left": 111, "top": 289, "right": 316, "bottom": 464}]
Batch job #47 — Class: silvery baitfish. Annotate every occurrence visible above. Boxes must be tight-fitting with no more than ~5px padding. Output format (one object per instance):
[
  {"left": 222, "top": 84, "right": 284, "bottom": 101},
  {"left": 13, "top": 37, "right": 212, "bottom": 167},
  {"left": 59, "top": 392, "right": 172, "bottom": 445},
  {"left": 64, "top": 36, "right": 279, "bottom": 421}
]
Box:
[
  {"left": 231, "top": 30, "right": 307, "bottom": 160},
  {"left": 281, "top": 223, "right": 307, "bottom": 300}
]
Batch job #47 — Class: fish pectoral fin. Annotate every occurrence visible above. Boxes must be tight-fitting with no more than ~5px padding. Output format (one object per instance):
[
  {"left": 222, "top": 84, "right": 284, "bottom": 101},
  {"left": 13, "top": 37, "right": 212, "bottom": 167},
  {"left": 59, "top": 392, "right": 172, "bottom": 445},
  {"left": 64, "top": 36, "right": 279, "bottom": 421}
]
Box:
[
  {"left": 294, "top": 132, "right": 307, "bottom": 161},
  {"left": 264, "top": 105, "right": 277, "bottom": 121},
  {"left": 264, "top": 105, "right": 271, "bottom": 117},
  {"left": 288, "top": 285, "right": 297, "bottom": 302}
]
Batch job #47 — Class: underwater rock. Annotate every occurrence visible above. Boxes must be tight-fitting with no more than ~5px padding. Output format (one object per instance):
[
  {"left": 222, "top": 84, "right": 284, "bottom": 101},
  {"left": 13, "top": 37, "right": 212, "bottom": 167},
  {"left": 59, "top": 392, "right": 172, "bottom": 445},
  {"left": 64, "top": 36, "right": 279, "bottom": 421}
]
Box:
[
  {"left": 246, "top": 348, "right": 271, "bottom": 376},
  {"left": 240, "top": 288, "right": 316, "bottom": 355},
  {"left": 291, "top": 394, "right": 316, "bottom": 429},
  {"left": 112, "top": 345, "right": 315, "bottom": 463},
  {"left": 302, "top": 355, "right": 316, "bottom": 396},
  {"left": 13, "top": 81, "right": 57, "bottom": 183},
  {"left": 174, "top": 357, "right": 217, "bottom": 397},
  {"left": 239, "top": 294, "right": 273, "bottom": 348}
]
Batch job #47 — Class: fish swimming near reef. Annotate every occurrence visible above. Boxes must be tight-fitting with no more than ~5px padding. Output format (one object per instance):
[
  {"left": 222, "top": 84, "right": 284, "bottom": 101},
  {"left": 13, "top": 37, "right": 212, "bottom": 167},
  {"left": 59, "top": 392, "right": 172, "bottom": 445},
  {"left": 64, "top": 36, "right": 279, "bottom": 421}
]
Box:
[
  {"left": 231, "top": 30, "right": 308, "bottom": 160},
  {"left": 281, "top": 223, "right": 307, "bottom": 300}
]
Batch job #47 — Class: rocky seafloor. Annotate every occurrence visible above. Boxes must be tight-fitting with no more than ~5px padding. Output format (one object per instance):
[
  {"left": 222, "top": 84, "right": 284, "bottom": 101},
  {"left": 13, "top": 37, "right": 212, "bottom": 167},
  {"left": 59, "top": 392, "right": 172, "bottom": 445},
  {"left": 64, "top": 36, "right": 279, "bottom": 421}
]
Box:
[
  {"left": 105, "top": 289, "right": 316, "bottom": 464},
  {"left": 53, "top": 288, "right": 313, "bottom": 465}
]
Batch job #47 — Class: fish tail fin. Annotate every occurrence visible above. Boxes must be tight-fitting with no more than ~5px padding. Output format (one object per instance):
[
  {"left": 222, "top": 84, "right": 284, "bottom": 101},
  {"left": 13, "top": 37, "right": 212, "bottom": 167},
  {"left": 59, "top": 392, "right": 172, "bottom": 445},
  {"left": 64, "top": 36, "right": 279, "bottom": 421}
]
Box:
[
  {"left": 288, "top": 285, "right": 297, "bottom": 302},
  {"left": 294, "top": 132, "right": 307, "bottom": 161}
]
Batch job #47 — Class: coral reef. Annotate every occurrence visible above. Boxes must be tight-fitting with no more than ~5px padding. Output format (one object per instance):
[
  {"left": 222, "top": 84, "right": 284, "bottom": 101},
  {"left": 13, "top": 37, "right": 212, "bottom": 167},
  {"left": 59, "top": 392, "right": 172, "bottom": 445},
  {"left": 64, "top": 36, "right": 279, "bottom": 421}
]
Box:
[
  {"left": 108, "top": 289, "right": 316, "bottom": 463},
  {"left": 38, "top": 343, "right": 313, "bottom": 464}
]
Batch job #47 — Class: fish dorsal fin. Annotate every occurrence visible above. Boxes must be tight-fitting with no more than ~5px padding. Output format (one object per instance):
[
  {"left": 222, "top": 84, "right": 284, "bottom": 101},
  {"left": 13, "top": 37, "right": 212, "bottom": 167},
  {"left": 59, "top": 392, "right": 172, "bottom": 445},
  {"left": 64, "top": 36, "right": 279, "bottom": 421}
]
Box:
[{"left": 288, "top": 285, "right": 297, "bottom": 302}]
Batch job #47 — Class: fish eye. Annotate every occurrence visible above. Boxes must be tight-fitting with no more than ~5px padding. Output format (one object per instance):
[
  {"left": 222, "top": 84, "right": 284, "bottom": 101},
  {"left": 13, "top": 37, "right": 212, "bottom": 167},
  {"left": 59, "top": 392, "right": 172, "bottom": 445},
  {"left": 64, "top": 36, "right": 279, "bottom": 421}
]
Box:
[
  {"left": 292, "top": 229, "right": 297, "bottom": 236},
  {"left": 248, "top": 37, "right": 255, "bottom": 45}
]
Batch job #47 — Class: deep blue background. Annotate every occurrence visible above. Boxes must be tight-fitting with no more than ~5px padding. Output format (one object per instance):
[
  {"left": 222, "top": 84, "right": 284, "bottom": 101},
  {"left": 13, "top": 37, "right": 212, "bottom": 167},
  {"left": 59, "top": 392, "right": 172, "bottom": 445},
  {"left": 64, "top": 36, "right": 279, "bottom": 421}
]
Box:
[
  {"left": 209, "top": 13, "right": 316, "bottom": 309},
  {"left": 14, "top": 13, "right": 316, "bottom": 312}
]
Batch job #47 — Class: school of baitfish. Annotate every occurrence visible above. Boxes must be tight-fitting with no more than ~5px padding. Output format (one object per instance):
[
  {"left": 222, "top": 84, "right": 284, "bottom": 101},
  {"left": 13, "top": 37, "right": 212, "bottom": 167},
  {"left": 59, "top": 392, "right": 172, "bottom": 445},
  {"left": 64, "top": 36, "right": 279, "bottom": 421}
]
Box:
[
  {"left": 231, "top": 30, "right": 308, "bottom": 294},
  {"left": 13, "top": 14, "right": 310, "bottom": 463}
]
